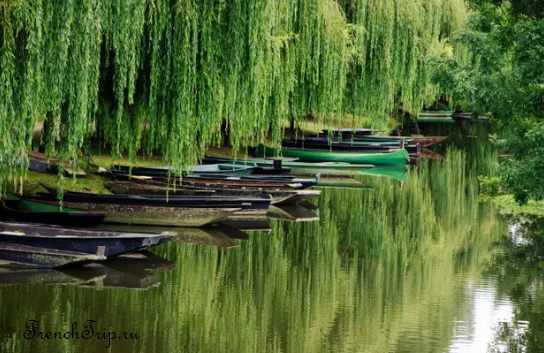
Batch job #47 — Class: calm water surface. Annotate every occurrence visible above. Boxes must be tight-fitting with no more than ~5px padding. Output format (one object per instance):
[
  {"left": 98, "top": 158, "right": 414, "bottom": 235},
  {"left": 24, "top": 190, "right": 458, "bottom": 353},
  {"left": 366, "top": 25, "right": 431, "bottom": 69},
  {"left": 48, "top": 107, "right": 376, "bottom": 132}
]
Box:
[{"left": 1, "top": 129, "right": 543, "bottom": 353}]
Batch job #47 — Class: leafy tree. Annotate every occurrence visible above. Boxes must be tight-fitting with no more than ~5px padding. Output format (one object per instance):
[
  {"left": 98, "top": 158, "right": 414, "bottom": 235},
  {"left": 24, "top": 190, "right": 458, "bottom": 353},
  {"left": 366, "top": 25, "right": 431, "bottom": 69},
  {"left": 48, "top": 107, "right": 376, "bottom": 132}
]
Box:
[{"left": 430, "top": 0, "right": 544, "bottom": 203}]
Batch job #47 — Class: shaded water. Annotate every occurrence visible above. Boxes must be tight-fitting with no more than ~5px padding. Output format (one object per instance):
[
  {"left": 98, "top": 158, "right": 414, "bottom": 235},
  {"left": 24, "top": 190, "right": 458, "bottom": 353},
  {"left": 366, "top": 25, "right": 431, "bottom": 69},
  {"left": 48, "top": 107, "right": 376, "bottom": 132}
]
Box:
[{"left": 1, "top": 127, "right": 544, "bottom": 353}]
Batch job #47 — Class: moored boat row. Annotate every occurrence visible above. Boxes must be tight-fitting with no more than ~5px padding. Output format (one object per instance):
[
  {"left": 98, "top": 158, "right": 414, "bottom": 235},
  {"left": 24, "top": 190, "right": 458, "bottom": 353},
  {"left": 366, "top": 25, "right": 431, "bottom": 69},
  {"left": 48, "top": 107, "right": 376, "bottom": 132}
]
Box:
[{"left": 0, "top": 127, "right": 447, "bottom": 269}]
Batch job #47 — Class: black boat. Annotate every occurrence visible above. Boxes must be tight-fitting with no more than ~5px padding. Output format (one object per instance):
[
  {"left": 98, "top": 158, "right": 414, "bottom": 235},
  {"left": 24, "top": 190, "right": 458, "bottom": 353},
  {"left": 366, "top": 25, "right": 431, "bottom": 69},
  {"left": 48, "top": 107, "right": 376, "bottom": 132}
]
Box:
[
  {"left": 109, "top": 171, "right": 318, "bottom": 190},
  {"left": 320, "top": 128, "right": 378, "bottom": 137},
  {"left": 1, "top": 197, "right": 106, "bottom": 227},
  {"left": 0, "top": 222, "right": 173, "bottom": 257},
  {"left": 0, "top": 242, "right": 106, "bottom": 268},
  {"left": 37, "top": 184, "right": 273, "bottom": 211},
  {"left": 106, "top": 181, "right": 300, "bottom": 204}
]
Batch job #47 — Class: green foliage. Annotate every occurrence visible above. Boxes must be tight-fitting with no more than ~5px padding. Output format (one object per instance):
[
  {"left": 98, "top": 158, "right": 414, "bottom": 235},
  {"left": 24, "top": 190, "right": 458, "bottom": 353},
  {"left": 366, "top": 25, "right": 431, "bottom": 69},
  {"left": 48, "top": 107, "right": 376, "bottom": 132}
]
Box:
[
  {"left": 478, "top": 175, "right": 502, "bottom": 200},
  {"left": 501, "top": 121, "right": 544, "bottom": 204},
  {"left": 430, "top": 0, "right": 544, "bottom": 204},
  {"left": 0, "top": 0, "right": 465, "bottom": 190}
]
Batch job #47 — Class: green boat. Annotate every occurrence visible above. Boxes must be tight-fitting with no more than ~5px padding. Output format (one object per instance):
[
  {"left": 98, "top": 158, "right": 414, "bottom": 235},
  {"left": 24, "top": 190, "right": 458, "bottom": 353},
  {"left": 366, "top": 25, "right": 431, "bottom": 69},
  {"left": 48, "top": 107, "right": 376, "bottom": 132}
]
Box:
[
  {"left": 254, "top": 160, "right": 373, "bottom": 176},
  {"left": 255, "top": 144, "right": 410, "bottom": 166}
]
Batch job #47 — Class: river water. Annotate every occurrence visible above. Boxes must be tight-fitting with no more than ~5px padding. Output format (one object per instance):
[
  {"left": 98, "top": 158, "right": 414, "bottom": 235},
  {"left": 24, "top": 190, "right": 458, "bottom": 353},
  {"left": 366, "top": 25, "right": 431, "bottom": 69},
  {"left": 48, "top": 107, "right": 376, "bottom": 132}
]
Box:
[{"left": 1, "top": 126, "right": 543, "bottom": 353}]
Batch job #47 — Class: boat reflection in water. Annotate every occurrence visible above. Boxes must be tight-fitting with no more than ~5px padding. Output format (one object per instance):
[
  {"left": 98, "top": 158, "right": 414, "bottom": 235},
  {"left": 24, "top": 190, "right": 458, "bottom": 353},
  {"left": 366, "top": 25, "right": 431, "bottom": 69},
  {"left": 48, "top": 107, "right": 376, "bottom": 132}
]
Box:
[{"left": 0, "top": 251, "right": 174, "bottom": 291}]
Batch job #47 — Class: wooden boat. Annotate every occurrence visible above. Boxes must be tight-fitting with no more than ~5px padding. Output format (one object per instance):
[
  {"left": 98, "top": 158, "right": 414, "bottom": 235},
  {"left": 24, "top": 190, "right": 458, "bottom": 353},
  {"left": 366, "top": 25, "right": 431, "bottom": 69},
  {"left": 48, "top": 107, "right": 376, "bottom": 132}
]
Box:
[
  {"left": 112, "top": 163, "right": 257, "bottom": 177},
  {"left": 106, "top": 181, "right": 298, "bottom": 205},
  {"left": 28, "top": 151, "right": 86, "bottom": 177},
  {"left": 320, "top": 128, "right": 377, "bottom": 136},
  {"left": 255, "top": 144, "right": 410, "bottom": 165},
  {"left": 203, "top": 156, "right": 374, "bottom": 177},
  {"left": 346, "top": 136, "right": 447, "bottom": 148},
  {"left": 35, "top": 185, "right": 269, "bottom": 227},
  {"left": 0, "top": 222, "right": 172, "bottom": 257},
  {"left": 39, "top": 184, "right": 273, "bottom": 210},
  {"left": 110, "top": 171, "right": 318, "bottom": 190},
  {"left": 0, "top": 242, "right": 106, "bottom": 268},
  {"left": 281, "top": 139, "right": 421, "bottom": 154},
  {"left": 1, "top": 197, "right": 106, "bottom": 227}
]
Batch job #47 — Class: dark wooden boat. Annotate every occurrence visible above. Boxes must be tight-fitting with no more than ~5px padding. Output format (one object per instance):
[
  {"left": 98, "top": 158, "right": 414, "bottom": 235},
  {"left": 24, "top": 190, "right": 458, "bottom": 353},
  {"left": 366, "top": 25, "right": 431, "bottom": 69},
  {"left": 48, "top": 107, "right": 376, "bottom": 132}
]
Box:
[
  {"left": 28, "top": 151, "right": 86, "bottom": 177},
  {"left": 36, "top": 184, "right": 270, "bottom": 226},
  {"left": 39, "top": 184, "right": 272, "bottom": 210},
  {"left": 336, "top": 135, "right": 447, "bottom": 148},
  {"left": 1, "top": 197, "right": 106, "bottom": 227},
  {"left": 112, "top": 163, "right": 257, "bottom": 177},
  {"left": 105, "top": 180, "right": 319, "bottom": 205},
  {"left": 0, "top": 242, "right": 106, "bottom": 268},
  {"left": 110, "top": 171, "right": 318, "bottom": 190},
  {"left": 0, "top": 222, "right": 173, "bottom": 257},
  {"left": 320, "top": 128, "right": 377, "bottom": 137}
]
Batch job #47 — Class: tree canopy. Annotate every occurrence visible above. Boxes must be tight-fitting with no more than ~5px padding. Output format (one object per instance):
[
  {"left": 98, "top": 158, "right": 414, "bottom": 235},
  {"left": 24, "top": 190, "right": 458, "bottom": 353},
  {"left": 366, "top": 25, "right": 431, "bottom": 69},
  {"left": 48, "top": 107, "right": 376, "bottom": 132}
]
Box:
[
  {"left": 0, "top": 0, "right": 465, "bottom": 189},
  {"left": 431, "top": 0, "right": 544, "bottom": 203}
]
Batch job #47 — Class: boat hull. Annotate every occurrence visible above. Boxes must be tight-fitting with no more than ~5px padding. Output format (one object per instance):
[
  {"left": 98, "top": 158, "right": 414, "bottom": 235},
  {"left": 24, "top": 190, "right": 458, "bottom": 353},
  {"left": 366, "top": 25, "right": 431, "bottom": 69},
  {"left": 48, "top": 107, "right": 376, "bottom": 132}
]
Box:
[
  {"left": 33, "top": 201, "right": 241, "bottom": 227},
  {"left": 0, "top": 222, "right": 168, "bottom": 257},
  {"left": 106, "top": 181, "right": 294, "bottom": 205},
  {"left": 1, "top": 198, "right": 106, "bottom": 227},
  {"left": 255, "top": 145, "right": 410, "bottom": 165}
]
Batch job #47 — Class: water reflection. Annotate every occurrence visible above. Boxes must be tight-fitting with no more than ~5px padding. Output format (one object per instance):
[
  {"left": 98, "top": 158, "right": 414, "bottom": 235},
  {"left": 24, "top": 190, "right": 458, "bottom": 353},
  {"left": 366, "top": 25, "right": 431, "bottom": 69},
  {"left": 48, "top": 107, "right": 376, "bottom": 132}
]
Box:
[{"left": 1, "top": 126, "right": 542, "bottom": 353}]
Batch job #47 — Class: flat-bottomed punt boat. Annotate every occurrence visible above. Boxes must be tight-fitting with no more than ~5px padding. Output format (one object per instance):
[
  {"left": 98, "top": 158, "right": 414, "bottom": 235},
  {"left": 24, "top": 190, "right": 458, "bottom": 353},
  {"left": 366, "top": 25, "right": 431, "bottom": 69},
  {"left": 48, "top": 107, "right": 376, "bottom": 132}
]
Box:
[
  {"left": 0, "top": 222, "right": 173, "bottom": 258},
  {"left": 1, "top": 197, "right": 106, "bottom": 227},
  {"left": 255, "top": 144, "right": 410, "bottom": 165}
]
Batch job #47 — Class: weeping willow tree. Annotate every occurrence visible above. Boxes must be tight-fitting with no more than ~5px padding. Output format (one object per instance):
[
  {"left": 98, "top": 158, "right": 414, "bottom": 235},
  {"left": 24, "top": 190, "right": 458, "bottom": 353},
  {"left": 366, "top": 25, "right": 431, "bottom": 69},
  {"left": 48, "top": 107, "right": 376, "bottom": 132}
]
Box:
[{"left": 0, "top": 0, "right": 466, "bottom": 189}]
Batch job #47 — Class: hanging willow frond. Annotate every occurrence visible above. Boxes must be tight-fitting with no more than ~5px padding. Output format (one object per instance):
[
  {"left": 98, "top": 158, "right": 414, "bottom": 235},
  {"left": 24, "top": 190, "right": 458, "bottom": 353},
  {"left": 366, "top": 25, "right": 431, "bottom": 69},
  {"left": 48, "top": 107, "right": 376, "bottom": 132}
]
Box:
[{"left": 0, "top": 0, "right": 466, "bottom": 192}]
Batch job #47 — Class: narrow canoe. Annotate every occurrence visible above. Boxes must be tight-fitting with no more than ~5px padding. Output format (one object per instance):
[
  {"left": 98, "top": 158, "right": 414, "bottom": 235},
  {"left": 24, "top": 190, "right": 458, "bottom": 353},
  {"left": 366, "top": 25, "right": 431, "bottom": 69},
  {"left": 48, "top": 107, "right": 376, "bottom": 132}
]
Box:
[
  {"left": 29, "top": 199, "right": 243, "bottom": 227},
  {"left": 1, "top": 197, "right": 106, "bottom": 227},
  {"left": 110, "top": 171, "right": 318, "bottom": 190},
  {"left": 106, "top": 181, "right": 295, "bottom": 205},
  {"left": 320, "top": 128, "right": 377, "bottom": 136},
  {"left": 204, "top": 156, "right": 374, "bottom": 177},
  {"left": 347, "top": 136, "right": 447, "bottom": 148},
  {"left": 38, "top": 184, "right": 273, "bottom": 210},
  {"left": 112, "top": 163, "right": 257, "bottom": 177},
  {"left": 255, "top": 144, "right": 410, "bottom": 165},
  {"left": 281, "top": 139, "right": 421, "bottom": 154},
  {"left": 0, "top": 242, "right": 106, "bottom": 268},
  {"left": 0, "top": 222, "right": 173, "bottom": 257}
]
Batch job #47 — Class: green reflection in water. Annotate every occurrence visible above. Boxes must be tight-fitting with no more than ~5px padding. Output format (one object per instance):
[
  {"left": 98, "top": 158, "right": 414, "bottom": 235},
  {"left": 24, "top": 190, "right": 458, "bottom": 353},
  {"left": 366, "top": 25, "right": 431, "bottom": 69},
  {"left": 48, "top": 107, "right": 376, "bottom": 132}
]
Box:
[{"left": 0, "top": 136, "right": 507, "bottom": 353}]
